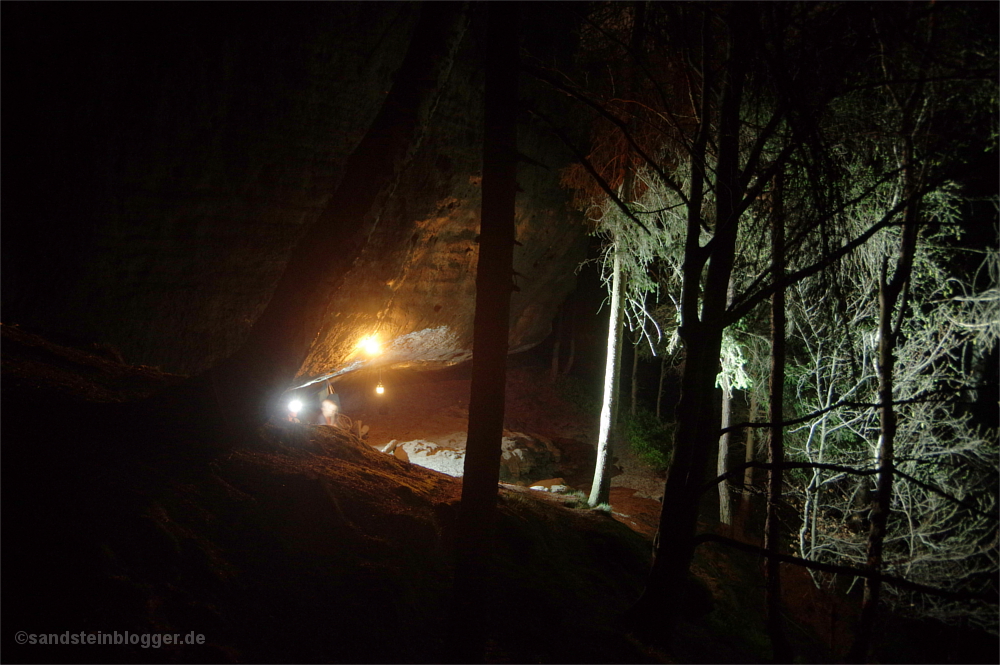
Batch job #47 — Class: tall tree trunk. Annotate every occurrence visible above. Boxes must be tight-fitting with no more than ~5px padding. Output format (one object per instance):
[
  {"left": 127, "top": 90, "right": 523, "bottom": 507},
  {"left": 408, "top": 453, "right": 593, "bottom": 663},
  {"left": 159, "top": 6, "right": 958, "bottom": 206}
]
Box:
[
  {"left": 184, "top": 3, "right": 469, "bottom": 436},
  {"left": 849, "top": 15, "right": 932, "bottom": 655},
  {"left": 589, "top": 245, "right": 625, "bottom": 507},
  {"left": 449, "top": 3, "right": 518, "bottom": 662},
  {"left": 737, "top": 392, "right": 759, "bottom": 539},
  {"left": 849, "top": 167, "right": 919, "bottom": 664},
  {"left": 630, "top": 339, "right": 640, "bottom": 416},
  {"left": 588, "top": 0, "right": 644, "bottom": 508},
  {"left": 764, "top": 167, "right": 792, "bottom": 663},
  {"left": 717, "top": 385, "right": 733, "bottom": 529},
  {"left": 624, "top": 9, "right": 745, "bottom": 642},
  {"left": 718, "top": 275, "right": 737, "bottom": 529},
  {"left": 655, "top": 356, "right": 666, "bottom": 422}
]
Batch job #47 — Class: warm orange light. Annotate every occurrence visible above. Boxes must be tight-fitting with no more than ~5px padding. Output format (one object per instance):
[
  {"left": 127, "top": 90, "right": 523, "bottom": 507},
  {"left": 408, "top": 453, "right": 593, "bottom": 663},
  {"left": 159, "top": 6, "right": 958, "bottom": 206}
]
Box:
[
  {"left": 359, "top": 335, "right": 381, "bottom": 356},
  {"left": 375, "top": 383, "right": 385, "bottom": 395}
]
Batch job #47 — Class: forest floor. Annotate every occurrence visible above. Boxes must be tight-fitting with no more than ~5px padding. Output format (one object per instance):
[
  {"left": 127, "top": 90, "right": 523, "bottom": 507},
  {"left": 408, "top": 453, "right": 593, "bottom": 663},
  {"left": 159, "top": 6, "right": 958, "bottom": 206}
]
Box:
[
  {"left": 2, "top": 323, "right": 994, "bottom": 664},
  {"left": 340, "top": 359, "right": 670, "bottom": 537},
  {"left": 338, "top": 358, "right": 866, "bottom": 662}
]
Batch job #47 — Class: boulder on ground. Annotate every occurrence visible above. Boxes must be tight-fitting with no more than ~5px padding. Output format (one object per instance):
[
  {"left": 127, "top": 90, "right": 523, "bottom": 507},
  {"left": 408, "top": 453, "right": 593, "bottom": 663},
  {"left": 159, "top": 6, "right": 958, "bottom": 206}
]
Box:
[
  {"left": 378, "top": 431, "right": 562, "bottom": 484},
  {"left": 499, "top": 432, "right": 559, "bottom": 484},
  {"left": 528, "top": 477, "right": 565, "bottom": 489},
  {"left": 396, "top": 440, "right": 465, "bottom": 477},
  {"left": 529, "top": 478, "right": 570, "bottom": 493}
]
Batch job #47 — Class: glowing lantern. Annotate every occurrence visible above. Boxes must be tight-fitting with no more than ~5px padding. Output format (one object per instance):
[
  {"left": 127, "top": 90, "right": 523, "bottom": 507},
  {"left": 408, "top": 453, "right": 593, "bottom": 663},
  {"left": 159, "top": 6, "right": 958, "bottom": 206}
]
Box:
[
  {"left": 375, "top": 383, "right": 385, "bottom": 395},
  {"left": 359, "top": 335, "right": 381, "bottom": 356}
]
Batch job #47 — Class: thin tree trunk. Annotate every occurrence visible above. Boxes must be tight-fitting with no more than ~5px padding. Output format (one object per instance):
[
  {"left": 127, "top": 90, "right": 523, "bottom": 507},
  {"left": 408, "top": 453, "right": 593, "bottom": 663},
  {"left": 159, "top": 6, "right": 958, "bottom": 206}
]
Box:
[
  {"left": 764, "top": 167, "right": 792, "bottom": 663},
  {"left": 588, "top": 0, "right": 644, "bottom": 508},
  {"left": 718, "top": 385, "right": 733, "bottom": 529},
  {"left": 655, "top": 356, "right": 666, "bottom": 422},
  {"left": 850, "top": 178, "right": 919, "bottom": 664},
  {"left": 737, "top": 392, "right": 758, "bottom": 539},
  {"left": 848, "top": 12, "right": 934, "bottom": 653},
  {"left": 191, "top": 3, "right": 469, "bottom": 434},
  {"left": 718, "top": 275, "right": 737, "bottom": 529},
  {"left": 589, "top": 245, "right": 625, "bottom": 507},
  {"left": 624, "top": 8, "right": 745, "bottom": 643},
  {"left": 630, "top": 339, "right": 640, "bottom": 416},
  {"left": 449, "top": 3, "right": 518, "bottom": 662}
]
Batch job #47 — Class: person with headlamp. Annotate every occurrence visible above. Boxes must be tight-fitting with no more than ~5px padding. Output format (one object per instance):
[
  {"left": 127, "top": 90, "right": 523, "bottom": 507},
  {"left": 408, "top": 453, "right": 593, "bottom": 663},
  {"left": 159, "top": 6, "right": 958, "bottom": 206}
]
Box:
[
  {"left": 286, "top": 399, "right": 304, "bottom": 423},
  {"left": 316, "top": 395, "right": 341, "bottom": 427},
  {"left": 315, "top": 380, "right": 342, "bottom": 427}
]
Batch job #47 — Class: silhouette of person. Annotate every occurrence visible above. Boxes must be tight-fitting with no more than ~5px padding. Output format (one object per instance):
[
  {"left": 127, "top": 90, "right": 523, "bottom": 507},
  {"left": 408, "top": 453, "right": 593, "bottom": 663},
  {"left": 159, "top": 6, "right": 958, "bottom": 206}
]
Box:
[{"left": 316, "top": 396, "right": 341, "bottom": 427}]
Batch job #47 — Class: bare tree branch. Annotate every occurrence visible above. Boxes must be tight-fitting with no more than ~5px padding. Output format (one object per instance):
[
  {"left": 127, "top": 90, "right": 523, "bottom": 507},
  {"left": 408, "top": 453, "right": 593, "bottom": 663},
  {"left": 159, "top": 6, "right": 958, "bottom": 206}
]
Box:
[
  {"left": 693, "top": 534, "right": 1000, "bottom": 603},
  {"left": 719, "top": 385, "right": 991, "bottom": 436},
  {"left": 703, "top": 460, "right": 994, "bottom": 520}
]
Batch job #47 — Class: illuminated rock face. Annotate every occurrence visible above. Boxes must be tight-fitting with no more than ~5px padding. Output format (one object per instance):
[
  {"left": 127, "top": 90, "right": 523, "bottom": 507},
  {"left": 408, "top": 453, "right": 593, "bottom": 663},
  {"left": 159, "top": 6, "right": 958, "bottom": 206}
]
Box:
[
  {"left": 292, "top": 19, "right": 588, "bottom": 386},
  {"left": 4, "top": 5, "right": 586, "bottom": 381}
]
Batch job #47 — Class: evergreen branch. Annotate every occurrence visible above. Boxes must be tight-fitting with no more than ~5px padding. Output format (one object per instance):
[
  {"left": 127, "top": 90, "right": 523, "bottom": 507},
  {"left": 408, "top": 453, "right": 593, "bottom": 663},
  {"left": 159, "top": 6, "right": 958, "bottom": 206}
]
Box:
[
  {"left": 521, "top": 63, "right": 690, "bottom": 207},
  {"left": 727, "top": 171, "right": 952, "bottom": 325},
  {"left": 728, "top": 164, "right": 908, "bottom": 319},
  {"left": 528, "top": 107, "right": 652, "bottom": 236},
  {"left": 562, "top": 6, "right": 678, "bottom": 116}
]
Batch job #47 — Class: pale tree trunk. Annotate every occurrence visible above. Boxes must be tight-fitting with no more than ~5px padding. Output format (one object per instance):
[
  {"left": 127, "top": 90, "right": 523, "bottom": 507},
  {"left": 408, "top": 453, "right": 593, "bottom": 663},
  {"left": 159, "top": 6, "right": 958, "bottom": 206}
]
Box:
[
  {"left": 764, "top": 167, "right": 792, "bottom": 663},
  {"left": 717, "top": 275, "right": 737, "bottom": 528},
  {"left": 717, "top": 385, "right": 733, "bottom": 529},
  {"left": 449, "top": 3, "right": 518, "bottom": 662},
  {"left": 589, "top": 245, "right": 625, "bottom": 507},
  {"left": 588, "top": 0, "right": 644, "bottom": 508}
]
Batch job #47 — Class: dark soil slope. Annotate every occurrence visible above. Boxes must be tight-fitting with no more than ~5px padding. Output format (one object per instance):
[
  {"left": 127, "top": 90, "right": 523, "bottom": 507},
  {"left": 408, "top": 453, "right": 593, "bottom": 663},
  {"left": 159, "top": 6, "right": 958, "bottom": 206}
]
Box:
[
  {"left": 1, "top": 324, "right": 654, "bottom": 664},
  {"left": 7, "top": 324, "right": 989, "bottom": 664}
]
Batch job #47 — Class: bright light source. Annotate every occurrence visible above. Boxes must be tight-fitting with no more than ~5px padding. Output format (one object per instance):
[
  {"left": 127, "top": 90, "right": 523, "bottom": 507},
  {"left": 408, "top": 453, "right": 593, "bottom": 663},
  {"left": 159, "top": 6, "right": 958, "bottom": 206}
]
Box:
[
  {"left": 359, "top": 335, "right": 381, "bottom": 356},
  {"left": 375, "top": 383, "right": 385, "bottom": 395},
  {"left": 288, "top": 399, "right": 303, "bottom": 414}
]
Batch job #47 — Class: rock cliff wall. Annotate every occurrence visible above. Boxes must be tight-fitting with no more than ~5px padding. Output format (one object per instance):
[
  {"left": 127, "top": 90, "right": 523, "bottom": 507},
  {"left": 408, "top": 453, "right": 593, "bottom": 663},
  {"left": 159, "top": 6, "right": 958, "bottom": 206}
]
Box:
[{"left": 3, "top": 3, "right": 587, "bottom": 382}]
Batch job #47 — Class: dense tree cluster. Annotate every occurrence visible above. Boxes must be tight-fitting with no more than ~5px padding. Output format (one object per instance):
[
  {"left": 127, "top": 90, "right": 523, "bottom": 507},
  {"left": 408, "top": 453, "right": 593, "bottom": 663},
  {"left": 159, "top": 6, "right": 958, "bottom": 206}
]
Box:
[{"left": 526, "top": 1, "right": 998, "bottom": 658}]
